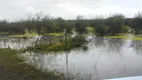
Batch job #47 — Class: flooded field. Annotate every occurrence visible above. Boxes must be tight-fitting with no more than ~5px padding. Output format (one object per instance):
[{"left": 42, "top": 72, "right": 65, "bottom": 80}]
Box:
[{"left": 1, "top": 36, "right": 142, "bottom": 80}]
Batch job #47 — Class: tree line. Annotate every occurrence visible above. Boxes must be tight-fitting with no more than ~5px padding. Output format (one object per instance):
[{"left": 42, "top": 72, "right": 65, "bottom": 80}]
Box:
[{"left": 0, "top": 12, "right": 142, "bottom": 36}]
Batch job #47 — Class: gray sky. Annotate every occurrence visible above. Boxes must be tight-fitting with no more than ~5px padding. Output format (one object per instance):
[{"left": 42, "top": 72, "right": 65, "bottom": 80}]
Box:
[{"left": 0, "top": 0, "right": 142, "bottom": 21}]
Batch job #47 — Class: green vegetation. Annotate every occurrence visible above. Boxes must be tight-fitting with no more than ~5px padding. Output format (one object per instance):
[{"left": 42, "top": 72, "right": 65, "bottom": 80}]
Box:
[
  {"left": 94, "top": 14, "right": 126, "bottom": 36},
  {"left": 47, "top": 32, "right": 64, "bottom": 36},
  {"left": 87, "top": 27, "right": 94, "bottom": 33},
  {"left": 105, "top": 36, "right": 142, "bottom": 41},
  {"left": 9, "top": 32, "right": 64, "bottom": 38},
  {"left": 95, "top": 25, "right": 109, "bottom": 36},
  {"left": 0, "top": 12, "right": 142, "bottom": 37},
  {"left": 0, "top": 48, "right": 64, "bottom": 80},
  {"left": 0, "top": 12, "right": 142, "bottom": 80},
  {"left": 0, "top": 32, "right": 9, "bottom": 35},
  {"left": 105, "top": 36, "right": 128, "bottom": 39},
  {"left": 10, "top": 33, "right": 38, "bottom": 38},
  {"left": 106, "top": 14, "right": 125, "bottom": 35},
  {"left": 130, "top": 37, "right": 142, "bottom": 40},
  {"left": 75, "top": 16, "right": 88, "bottom": 34},
  {"left": 25, "top": 43, "right": 71, "bottom": 52},
  {"left": 121, "top": 26, "right": 131, "bottom": 33},
  {"left": 131, "top": 12, "right": 142, "bottom": 34}
]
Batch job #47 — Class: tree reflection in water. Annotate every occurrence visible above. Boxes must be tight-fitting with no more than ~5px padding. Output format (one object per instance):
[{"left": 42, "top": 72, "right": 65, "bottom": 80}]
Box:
[
  {"left": 92, "top": 37, "right": 105, "bottom": 48},
  {"left": 92, "top": 37, "right": 125, "bottom": 54},
  {"left": 106, "top": 38, "right": 125, "bottom": 54},
  {"left": 131, "top": 40, "right": 142, "bottom": 55}
]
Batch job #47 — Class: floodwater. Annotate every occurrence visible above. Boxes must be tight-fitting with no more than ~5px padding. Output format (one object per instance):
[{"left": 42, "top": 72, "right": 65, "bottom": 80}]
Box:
[{"left": 1, "top": 36, "right": 142, "bottom": 80}]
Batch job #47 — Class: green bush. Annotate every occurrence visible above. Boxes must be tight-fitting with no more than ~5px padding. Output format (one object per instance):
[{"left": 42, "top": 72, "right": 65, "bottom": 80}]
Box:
[
  {"left": 121, "top": 26, "right": 131, "bottom": 33},
  {"left": 95, "top": 25, "right": 109, "bottom": 36},
  {"left": 106, "top": 14, "right": 125, "bottom": 35}
]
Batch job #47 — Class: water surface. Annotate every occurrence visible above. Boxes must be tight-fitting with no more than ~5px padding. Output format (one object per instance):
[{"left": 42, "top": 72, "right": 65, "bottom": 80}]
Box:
[{"left": 1, "top": 36, "right": 142, "bottom": 80}]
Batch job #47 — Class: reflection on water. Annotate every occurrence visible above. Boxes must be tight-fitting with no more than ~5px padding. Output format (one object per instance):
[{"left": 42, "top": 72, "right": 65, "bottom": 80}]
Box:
[
  {"left": 131, "top": 40, "right": 142, "bottom": 55},
  {"left": 106, "top": 38, "right": 125, "bottom": 54},
  {"left": 0, "top": 37, "right": 38, "bottom": 49},
  {"left": 38, "top": 36, "right": 64, "bottom": 44},
  {"left": 0, "top": 36, "right": 63, "bottom": 49},
  {"left": 1, "top": 36, "right": 142, "bottom": 80}
]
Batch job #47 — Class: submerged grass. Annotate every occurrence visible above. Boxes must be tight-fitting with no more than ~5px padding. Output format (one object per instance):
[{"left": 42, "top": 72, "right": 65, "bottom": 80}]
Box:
[
  {"left": 105, "top": 36, "right": 142, "bottom": 41},
  {"left": 129, "top": 37, "right": 142, "bottom": 40},
  {"left": 0, "top": 48, "right": 64, "bottom": 80},
  {"left": 25, "top": 43, "right": 72, "bottom": 52},
  {"left": 104, "top": 36, "right": 128, "bottom": 39}
]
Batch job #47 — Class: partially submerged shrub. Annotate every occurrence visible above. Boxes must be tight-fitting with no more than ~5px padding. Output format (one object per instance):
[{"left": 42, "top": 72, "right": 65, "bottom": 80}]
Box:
[
  {"left": 24, "top": 35, "right": 88, "bottom": 52},
  {"left": 71, "top": 35, "right": 87, "bottom": 47}
]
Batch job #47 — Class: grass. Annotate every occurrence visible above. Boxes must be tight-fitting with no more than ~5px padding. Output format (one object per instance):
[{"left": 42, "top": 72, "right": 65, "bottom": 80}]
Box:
[
  {"left": 47, "top": 33, "right": 64, "bottom": 36},
  {"left": 87, "top": 27, "right": 94, "bottom": 33},
  {"left": 10, "top": 33, "right": 38, "bottom": 38},
  {"left": 0, "top": 48, "right": 64, "bottom": 80},
  {"left": 10, "top": 32, "right": 64, "bottom": 38},
  {"left": 0, "top": 32, "right": 9, "bottom": 35},
  {"left": 129, "top": 37, "right": 142, "bottom": 40},
  {"left": 104, "top": 36, "right": 142, "bottom": 41},
  {"left": 104, "top": 36, "right": 129, "bottom": 39},
  {"left": 8, "top": 28, "right": 95, "bottom": 38}
]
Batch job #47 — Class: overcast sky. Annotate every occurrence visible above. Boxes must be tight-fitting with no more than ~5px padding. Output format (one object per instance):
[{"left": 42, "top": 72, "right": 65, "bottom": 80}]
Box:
[{"left": 0, "top": 0, "right": 142, "bottom": 21}]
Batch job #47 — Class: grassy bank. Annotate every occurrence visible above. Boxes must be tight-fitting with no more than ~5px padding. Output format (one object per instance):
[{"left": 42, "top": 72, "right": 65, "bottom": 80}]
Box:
[{"left": 0, "top": 48, "right": 64, "bottom": 80}]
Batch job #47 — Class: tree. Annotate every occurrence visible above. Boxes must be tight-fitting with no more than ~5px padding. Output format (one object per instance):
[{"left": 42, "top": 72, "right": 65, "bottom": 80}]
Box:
[
  {"left": 55, "top": 17, "right": 65, "bottom": 33},
  {"left": 106, "top": 14, "right": 125, "bottom": 35},
  {"left": 90, "top": 17, "right": 105, "bottom": 28},
  {"left": 132, "top": 12, "right": 142, "bottom": 34},
  {"left": 75, "top": 16, "right": 87, "bottom": 34},
  {"left": 0, "top": 20, "right": 8, "bottom": 33},
  {"left": 95, "top": 25, "right": 109, "bottom": 36}
]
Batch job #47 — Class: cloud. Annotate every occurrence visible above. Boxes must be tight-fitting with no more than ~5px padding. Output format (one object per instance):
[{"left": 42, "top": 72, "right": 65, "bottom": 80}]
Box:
[
  {"left": 55, "top": 3, "right": 98, "bottom": 18},
  {"left": 0, "top": 0, "right": 142, "bottom": 21},
  {"left": 25, "top": 6, "right": 42, "bottom": 14}
]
